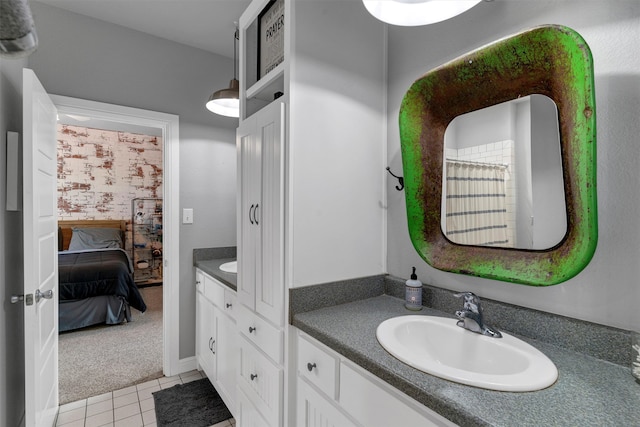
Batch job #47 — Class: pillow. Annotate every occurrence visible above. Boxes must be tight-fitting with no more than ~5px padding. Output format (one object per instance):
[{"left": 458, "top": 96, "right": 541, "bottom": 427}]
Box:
[{"left": 68, "top": 227, "right": 123, "bottom": 251}]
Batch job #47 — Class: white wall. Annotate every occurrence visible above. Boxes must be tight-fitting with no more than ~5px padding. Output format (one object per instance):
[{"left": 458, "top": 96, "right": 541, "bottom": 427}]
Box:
[
  {"left": 27, "top": 2, "right": 238, "bottom": 360},
  {"left": 387, "top": 0, "right": 640, "bottom": 330},
  {"left": 288, "top": 0, "right": 387, "bottom": 286},
  {"left": 0, "top": 56, "right": 27, "bottom": 427}
]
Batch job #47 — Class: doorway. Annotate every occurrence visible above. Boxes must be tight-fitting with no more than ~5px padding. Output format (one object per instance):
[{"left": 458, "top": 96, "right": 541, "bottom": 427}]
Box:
[{"left": 51, "top": 95, "right": 181, "bottom": 393}]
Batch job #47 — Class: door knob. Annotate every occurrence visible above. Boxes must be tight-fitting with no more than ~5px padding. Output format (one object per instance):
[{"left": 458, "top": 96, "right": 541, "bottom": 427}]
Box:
[
  {"left": 10, "top": 295, "right": 23, "bottom": 304},
  {"left": 35, "top": 289, "right": 53, "bottom": 303}
]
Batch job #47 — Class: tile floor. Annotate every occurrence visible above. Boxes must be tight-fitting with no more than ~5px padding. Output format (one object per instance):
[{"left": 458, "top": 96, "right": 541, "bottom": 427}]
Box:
[{"left": 56, "top": 370, "right": 236, "bottom": 427}]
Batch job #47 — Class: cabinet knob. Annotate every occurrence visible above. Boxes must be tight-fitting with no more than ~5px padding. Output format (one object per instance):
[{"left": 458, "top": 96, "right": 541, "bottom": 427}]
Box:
[
  {"left": 226, "top": 303, "right": 232, "bottom": 309},
  {"left": 250, "top": 373, "right": 258, "bottom": 381},
  {"left": 248, "top": 326, "right": 256, "bottom": 334},
  {"left": 307, "top": 362, "right": 317, "bottom": 372}
]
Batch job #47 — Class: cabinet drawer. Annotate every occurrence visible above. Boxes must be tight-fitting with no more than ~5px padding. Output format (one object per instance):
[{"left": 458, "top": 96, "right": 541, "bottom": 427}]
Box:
[
  {"left": 202, "top": 274, "right": 225, "bottom": 306},
  {"left": 297, "top": 379, "right": 359, "bottom": 427},
  {"left": 239, "top": 336, "right": 282, "bottom": 427},
  {"left": 297, "top": 332, "right": 339, "bottom": 400},
  {"left": 238, "top": 388, "right": 272, "bottom": 427},
  {"left": 237, "top": 304, "right": 283, "bottom": 364},
  {"left": 223, "top": 288, "right": 237, "bottom": 318}
]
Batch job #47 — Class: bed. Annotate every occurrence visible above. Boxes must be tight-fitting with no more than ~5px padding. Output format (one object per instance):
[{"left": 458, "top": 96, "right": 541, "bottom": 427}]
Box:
[{"left": 58, "top": 220, "right": 147, "bottom": 332}]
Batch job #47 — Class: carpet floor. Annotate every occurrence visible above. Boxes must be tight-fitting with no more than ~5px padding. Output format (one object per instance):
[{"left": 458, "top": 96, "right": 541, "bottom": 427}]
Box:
[
  {"left": 58, "top": 286, "right": 163, "bottom": 405},
  {"left": 153, "top": 378, "right": 232, "bottom": 427}
]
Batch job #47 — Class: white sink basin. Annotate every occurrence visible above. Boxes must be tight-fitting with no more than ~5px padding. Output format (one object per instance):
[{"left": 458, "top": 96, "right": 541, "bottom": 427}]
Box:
[
  {"left": 219, "top": 261, "right": 237, "bottom": 274},
  {"left": 376, "top": 315, "right": 557, "bottom": 392}
]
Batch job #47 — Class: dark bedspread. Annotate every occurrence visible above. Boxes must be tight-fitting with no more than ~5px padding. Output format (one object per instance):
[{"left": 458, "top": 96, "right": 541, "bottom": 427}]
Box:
[{"left": 58, "top": 249, "right": 147, "bottom": 313}]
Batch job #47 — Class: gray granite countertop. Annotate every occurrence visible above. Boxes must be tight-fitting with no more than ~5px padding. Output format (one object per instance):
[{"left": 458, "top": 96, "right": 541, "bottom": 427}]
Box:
[
  {"left": 193, "top": 247, "right": 237, "bottom": 291},
  {"left": 293, "top": 294, "right": 640, "bottom": 427},
  {"left": 194, "top": 258, "right": 237, "bottom": 290}
]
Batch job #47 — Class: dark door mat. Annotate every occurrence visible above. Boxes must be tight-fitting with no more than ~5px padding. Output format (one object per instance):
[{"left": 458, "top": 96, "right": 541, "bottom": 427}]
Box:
[{"left": 153, "top": 378, "right": 232, "bottom": 427}]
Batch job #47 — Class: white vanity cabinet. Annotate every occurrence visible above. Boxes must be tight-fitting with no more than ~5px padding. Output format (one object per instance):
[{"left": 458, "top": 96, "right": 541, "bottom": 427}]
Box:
[
  {"left": 195, "top": 269, "right": 238, "bottom": 415},
  {"left": 295, "top": 331, "right": 458, "bottom": 427}
]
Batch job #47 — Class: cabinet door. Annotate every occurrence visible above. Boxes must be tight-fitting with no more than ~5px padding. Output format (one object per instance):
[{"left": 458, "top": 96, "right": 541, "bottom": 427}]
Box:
[
  {"left": 297, "top": 380, "right": 359, "bottom": 427},
  {"left": 215, "top": 308, "right": 238, "bottom": 415},
  {"left": 255, "top": 102, "right": 285, "bottom": 326},
  {"left": 236, "top": 101, "right": 285, "bottom": 327},
  {"left": 237, "top": 115, "right": 261, "bottom": 311},
  {"left": 196, "top": 291, "right": 216, "bottom": 380}
]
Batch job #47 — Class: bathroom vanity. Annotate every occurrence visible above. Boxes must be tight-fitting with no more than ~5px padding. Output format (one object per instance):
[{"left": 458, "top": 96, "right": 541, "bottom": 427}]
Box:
[
  {"left": 290, "top": 276, "right": 640, "bottom": 426},
  {"left": 195, "top": 266, "right": 238, "bottom": 415}
]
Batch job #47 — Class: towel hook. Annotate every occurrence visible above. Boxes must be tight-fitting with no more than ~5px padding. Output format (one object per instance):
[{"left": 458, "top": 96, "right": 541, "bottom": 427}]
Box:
[{"left": 386, "top": 167, "right": 404, "bottom": 191}]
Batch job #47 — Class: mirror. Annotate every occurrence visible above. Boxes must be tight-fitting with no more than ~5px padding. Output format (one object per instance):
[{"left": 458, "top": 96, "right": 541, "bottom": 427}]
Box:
[
  {"left": 399, "top": 25, "right": 597, "bottom": 286},
  {"left": 442, "top": 95, "right": 566, "bottom": 250}
]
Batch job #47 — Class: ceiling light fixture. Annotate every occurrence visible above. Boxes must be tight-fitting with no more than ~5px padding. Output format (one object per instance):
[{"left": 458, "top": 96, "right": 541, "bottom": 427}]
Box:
[
  {"left": 362, "top": 0, "right": 482, "bottom": 26},
  {"left": 206, "top": 26, "right": 240, "bottom": 118}
]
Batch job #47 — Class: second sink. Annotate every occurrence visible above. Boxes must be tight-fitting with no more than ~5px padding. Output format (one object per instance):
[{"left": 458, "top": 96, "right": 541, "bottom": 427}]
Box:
[
  {"left": 376, "top": 315, "right": 558, "bottom": 392},
  {"left": 219, "top": 261, "right": 237, "bottom": 274}
]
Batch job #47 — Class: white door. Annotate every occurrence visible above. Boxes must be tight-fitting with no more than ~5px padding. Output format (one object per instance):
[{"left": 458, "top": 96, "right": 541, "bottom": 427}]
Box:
[{"left": 23, "top": 68, "right": 59, "bottom": 427}]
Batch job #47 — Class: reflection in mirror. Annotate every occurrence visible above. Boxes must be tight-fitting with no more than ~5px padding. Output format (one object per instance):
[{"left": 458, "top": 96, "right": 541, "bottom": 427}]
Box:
[
  {"left": 398, "top": 25, "right": 597, "bottom": 285},
  {"left": 441, "top": 95, "right": 566, "bottom": 250}
]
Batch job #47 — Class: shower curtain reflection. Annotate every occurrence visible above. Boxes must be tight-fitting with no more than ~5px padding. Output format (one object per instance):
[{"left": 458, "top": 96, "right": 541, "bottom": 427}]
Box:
[{"left": 445, "top": 160, "right": 511, "bottom": 247}]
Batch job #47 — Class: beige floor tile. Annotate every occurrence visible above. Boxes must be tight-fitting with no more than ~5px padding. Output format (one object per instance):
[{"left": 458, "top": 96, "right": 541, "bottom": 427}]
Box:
[
  {"left": 85, "top": 409, "right": 114, "bottom": 427},
  {"left": 159, "top": 379, "right": 181, "bottom": 389},
  {"left": 56, "top": 407, "right": 85, "bottom": 425},
  {"left": 139, "top": 397, "right": 155, "bottom": 413},
  {"left": 59, "top": 399, "right": 86, "bottom": 413},
  {"left": 141, "top": 408, "right": 156, "bottom": 425},
  {"left": 88, "top": 392, "right": 113, "bottom": 405},
  {"left": 158, "top": 375, "right": 180, "bottom": 385},
  {"left": 137, "top": 384, "right": 160, "bottom": 401},
  {"left": 113, "top": 385, "right": 137, "bottom": 398},
  {"left": 114, "top": 402, "right": 141, "bottom": 421},
  {"left": 56, "top": 418, "right": 84, "bottom": 427},
  {"left": 136, "top": 379, "right": 160, "bottom": 391},
  {"left": 114, "top": 391, "right": 139, "bottom": 409},
  {"left": 114, "top": 413, "right": 143, "bottom": 427},
  {"left": 86, "top": 398, "right": 113, "bottom": 417}
]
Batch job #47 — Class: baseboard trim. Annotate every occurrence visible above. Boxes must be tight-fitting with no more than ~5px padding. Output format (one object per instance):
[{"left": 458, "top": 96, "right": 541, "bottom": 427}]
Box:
[{"left": 175, "top": 356, "right": 198, "bottom": 375}]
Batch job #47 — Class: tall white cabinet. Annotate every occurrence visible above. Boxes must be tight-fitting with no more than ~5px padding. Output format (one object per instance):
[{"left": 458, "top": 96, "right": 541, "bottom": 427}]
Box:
[
  {"left": 236, "top": 100, "right": 286, "bottom": 427},
  {"left": 237, "top": 0, "right": 386, "bottom": 426}
]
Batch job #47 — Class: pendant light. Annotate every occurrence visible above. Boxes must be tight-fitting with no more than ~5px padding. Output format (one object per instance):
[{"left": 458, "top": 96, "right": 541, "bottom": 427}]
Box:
[
  {"left": 206, "top": 27, "right": 240, "bottom": 118},
  {"left": 362, "top": 0, "right": 481, "bottom": 26}
]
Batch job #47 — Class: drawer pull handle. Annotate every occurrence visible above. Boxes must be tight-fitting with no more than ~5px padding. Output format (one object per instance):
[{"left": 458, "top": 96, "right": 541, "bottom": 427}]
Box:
[
  {"left": 226, "top": 303, "right": 232, "bottom": 308},
  {"left": 307, "top": 362, "right": 317, "bottom": 372},
  {"left": 250, "top": 373, "right": 258, "bottom": 381},
  {"left": 249, "top": 326, "right": 256, "bottom": 334}
]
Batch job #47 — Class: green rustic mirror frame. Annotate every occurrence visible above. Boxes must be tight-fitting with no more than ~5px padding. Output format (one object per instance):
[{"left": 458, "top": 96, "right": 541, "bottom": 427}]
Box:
[{"left": 399, "top": 25, "right": 597, "bottom": 286}]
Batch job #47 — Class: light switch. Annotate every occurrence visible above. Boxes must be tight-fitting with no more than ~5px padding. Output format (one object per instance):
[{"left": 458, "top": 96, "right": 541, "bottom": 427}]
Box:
[{"left": 183, "top": 208, "right": 194, "bottom": 224}]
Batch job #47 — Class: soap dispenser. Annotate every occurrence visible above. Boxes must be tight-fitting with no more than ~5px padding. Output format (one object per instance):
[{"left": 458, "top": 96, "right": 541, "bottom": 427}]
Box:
[{"left": 405, "top": 267, "right": 423, "bottom": 311}]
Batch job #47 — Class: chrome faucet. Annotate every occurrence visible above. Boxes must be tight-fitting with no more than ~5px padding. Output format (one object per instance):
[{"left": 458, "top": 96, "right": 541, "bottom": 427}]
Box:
[{"left": 454, "top": 292, "right": 502, "bottom": 338}]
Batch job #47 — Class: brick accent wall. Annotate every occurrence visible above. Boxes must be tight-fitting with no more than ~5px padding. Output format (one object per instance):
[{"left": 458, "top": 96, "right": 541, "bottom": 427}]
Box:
[{"left": 57, "top": 124, "right": 163, "bottom": 221}]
